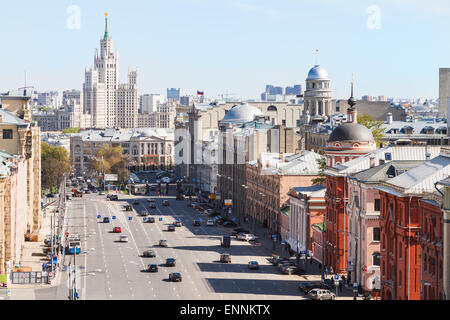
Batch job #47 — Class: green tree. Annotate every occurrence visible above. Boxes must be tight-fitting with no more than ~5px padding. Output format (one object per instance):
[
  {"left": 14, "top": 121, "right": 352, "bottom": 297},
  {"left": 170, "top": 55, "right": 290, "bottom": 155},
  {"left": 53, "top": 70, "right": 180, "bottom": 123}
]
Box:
[
  {"left": 41, "top": 142, "right": 71, "bottom": 191},
  {"left": 62, "top": 127, "right": 81, "bottom": 134},
  {"left": 88, "top": 145, "right": 130, "bottom": 184},
  {"left": 312, "top": 156, "right": 326, "bottom": 186},
  {"left": 357, "top": 114, "right": 385, "bottom": 147}
]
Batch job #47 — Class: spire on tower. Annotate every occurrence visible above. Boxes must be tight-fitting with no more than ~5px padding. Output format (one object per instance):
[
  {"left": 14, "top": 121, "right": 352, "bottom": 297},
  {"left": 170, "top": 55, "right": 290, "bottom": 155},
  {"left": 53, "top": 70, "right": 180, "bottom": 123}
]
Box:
[
  {"left": 348, "top": 73, "right": 356, "bottom": 108},
  {"left": 104, "top": 12, "right": 109, "bottom": 40}
]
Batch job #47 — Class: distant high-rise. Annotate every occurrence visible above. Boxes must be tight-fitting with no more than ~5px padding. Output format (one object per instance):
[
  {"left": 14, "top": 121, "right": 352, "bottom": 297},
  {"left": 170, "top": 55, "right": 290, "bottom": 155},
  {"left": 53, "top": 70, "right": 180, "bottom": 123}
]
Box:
[
  {"left": 361, "top": 95, "right": 373, "bottom": 102},
  {"left": 83, "top": 13, "right": 138, "bottom": 128},
  {"left": 439, "top": 68, "right": 450, "bottom": 117},
  {"left": 286, "top": 85, "right": 302, "bottom": 95},
  {"left": 167, "top": 88, "right": 180, "bottom": 100}
]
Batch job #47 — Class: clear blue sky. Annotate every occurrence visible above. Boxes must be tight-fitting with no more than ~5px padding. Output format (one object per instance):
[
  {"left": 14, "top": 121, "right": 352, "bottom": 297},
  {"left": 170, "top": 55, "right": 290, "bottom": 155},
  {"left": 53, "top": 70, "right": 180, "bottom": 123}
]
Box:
[{"left": 1, "top": 0, "right": 449, "bottom": 100}]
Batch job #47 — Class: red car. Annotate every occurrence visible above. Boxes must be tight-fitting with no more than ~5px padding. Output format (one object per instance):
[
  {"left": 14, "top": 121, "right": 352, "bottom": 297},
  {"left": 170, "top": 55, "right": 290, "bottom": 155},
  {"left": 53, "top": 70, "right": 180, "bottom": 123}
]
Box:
[{"left": 113, "top": 227, "right": 122, "bottom": 233}]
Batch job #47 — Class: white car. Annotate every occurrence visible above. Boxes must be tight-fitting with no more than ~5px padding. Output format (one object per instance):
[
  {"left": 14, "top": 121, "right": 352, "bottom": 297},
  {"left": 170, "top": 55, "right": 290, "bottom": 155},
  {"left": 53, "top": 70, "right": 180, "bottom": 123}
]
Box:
[
  {"left": 237, "top": 233, "right": 257, "bottom": 241},
  {"left": 119, "top": 235, "right": 129, "bottom": 243},
  {"left": 206, "top": 219, "right": 215, "bottom": 226}
]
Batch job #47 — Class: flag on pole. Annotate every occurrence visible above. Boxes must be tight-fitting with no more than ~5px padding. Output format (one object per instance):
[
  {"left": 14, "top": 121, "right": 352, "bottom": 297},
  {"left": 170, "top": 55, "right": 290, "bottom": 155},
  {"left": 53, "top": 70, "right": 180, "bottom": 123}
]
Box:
[{"left": 197, "top": 90, "right": 204, "bottom": 96}]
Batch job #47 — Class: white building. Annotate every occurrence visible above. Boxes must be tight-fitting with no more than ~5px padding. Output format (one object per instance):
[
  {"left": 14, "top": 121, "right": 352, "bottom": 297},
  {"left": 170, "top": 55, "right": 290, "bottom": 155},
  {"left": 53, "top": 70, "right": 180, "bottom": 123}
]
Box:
[{"left": 303, "top": 65, "right": 332, "bottom": 125}]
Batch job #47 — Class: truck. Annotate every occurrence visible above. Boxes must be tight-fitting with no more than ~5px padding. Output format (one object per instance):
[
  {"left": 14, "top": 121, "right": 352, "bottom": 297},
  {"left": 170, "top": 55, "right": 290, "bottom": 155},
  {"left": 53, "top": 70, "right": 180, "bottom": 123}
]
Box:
[{"left": 221, "top": 235, "right": 231, "bottom": 248}]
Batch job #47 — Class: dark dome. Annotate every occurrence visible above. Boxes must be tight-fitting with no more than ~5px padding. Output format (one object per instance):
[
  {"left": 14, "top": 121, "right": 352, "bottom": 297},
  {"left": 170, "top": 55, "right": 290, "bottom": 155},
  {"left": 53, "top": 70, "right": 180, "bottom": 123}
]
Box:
[{"left": 328, "top": 123, "right": 374, "bottom": 142}]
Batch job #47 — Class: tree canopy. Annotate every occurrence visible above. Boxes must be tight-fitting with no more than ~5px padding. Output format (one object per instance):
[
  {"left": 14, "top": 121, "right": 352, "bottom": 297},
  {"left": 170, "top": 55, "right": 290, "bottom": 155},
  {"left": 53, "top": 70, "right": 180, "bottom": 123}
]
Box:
[
  {"left": 41, "top": 142, "right": 71, "bottom": 190},
  {"left": 357, "top": 114, "right": 385, "bottom": 147},
  {"left": 312, "top": 156, "right": 326, "bottom": 186},
  {"left": 88, "top": 145, "right": 129, "bottom": 183},
  {"left": 62, "top": 127, "right": 81, "bottom": 134}
]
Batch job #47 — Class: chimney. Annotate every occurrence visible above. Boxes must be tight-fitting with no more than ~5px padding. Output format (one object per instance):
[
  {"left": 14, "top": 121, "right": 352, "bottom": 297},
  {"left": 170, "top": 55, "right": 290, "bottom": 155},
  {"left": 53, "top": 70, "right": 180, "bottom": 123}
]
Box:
[{"left": 387, "top": 112, "right": 393, "bottom": 125}]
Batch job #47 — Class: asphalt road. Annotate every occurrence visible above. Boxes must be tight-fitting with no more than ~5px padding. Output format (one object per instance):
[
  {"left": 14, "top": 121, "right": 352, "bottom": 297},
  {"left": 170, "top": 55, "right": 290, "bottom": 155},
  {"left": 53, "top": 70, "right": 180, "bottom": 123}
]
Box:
[{"left": 33, "top": 192, "right": 306, "bottom": 300}]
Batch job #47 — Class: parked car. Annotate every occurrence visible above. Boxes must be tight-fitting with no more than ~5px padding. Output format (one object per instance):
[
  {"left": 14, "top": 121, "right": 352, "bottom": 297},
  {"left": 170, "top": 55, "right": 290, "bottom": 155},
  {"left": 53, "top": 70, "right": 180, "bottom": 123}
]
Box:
[
  {"left": 119, "top": 235, "right": 129, "bottom": 243},
  {"left": 159, "top": 240, "right": 168, "bottom": 247},
  {"left": 307, "top": 289, "right": 336, "bottom": 300},
  {"left": 106, "top": 194, "right": 112, "bottom": 199},
  {"left": 148, "top": 264, "right": 158, "bottom": 272},
  {"left": 215, "top": 216, "right": 225, "bottom": 224},
  {"left": 220, "top": 253, "right": 231, "bottom": 263},
  {"left": 143, "top": 250, "right": 156, "bottom": 257},
  {"left": 168, "top": 225, "right": 176, "bottom": 231},
  {"left": 103, "top": 217, "right": 110, "bottom": 223},
  {"left": 205, "top": 209, "right": 215, "bottom": 216},
  {"left": 169, "top": 272, "right": 182, "bottom": 282},
  {"left": 113, "top": 227, "right": 122, "bottom": 233},
  {"left": 109, "top": 195, "right": 118, "bottom": 201},
  {"left": 146, "top": 217, "right": 155, "bottom": 223},
  {"left": 298, "top": 282, "right": 316, "bottom": 294},
  {"left": 173, "top": 220, "right": 182, "bottom": 227},
  {"left": 166, "top": 258, "right": 176, "bottom": 267},
  {"left": 248, "top": 261, "right": 259, "bottom": 270},
  {"left": 223, "top": 221, "right": 237, "bottom": 228},
  {"left": 149, "top": 203, "right": 156, "bottom": 209},
  {"left": 278, "top": 261, "right": 296, "bottom": 271},
  {"left": 98, "top": 191, "right": 105, "bottom": 195},
  {"left": 162, "top": 200, "right": 170, "bottom": 206},
  {"left": 147, "top": 198, "right": 155, "bottom": 203},
  {"left": 206, "top": 219, "right": 215, "bottom": 226},
  {"left": 231, "top": 228, "right": 250, "bottom": 236},
  {"left": 141, "top": 211, "right": 149, "bottom": 217},
  {"left": 193, "top": 220, "right": 201, "bottom": 226}
]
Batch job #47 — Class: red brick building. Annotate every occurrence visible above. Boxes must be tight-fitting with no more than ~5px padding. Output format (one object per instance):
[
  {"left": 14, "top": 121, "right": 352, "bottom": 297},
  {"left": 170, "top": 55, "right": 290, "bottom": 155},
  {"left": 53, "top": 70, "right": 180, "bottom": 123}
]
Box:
[{"left": 419, "top": 198, "right": 444, "bottom": 300}]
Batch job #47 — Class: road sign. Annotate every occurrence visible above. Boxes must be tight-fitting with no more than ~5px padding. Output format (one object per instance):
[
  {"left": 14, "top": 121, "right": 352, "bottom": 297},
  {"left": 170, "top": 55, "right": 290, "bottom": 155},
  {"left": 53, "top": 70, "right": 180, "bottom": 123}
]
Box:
[
  {"left": 281, "top": 240, "right": 285, "bottom": 245},
  {"left": 334, "top": 275, "right": 340, "bottom": 281},
  {"left": 128, "top": 217, "right": 132, "bottom": 221},
  {"left": 272, "top": 234, "right": 277, "bottom": 240},
  {"left": 232, "top": 217, "right": 236, "bottom": 222},
  {"left": 7, "top": 289, "right": 11, "bottom": 297},
  {"left": 105, "top": 174, "right": 118, "bottom": 182},
  {"left": 97, "top": 215, "right": 101, "bottom": 219},
  {"left": 112, "top": 216, "right": 116, "bottom": 220},
  {"left": 143, "top": 218, "right": 147, "bottom": 222},
  {"left": 159, "top": 217, "right": 163, "bottom": 222}
]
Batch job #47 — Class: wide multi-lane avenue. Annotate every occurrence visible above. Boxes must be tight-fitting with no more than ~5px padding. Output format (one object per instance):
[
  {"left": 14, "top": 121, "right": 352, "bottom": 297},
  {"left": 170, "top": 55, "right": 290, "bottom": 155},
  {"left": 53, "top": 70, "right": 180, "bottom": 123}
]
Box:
[{"left": 34, "top": 191, "right": 305, "bottom": 300}]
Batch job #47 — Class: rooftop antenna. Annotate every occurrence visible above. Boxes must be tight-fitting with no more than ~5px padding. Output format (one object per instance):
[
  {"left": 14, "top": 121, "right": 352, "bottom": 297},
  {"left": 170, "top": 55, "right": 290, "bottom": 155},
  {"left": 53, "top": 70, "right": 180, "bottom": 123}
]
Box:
[
  {"left": 315, "top": 49, "right": 319, "bottom": 65},
  {"left": 18, "top": 71, "right": 34, "bottom": 97}
]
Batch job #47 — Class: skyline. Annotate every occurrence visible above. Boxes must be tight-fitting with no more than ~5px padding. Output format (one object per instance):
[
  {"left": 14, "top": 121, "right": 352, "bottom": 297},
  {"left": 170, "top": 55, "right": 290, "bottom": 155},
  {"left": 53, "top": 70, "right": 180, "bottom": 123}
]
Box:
[{"left": 1, "top": 0, "right": 450, "bottom": 100}]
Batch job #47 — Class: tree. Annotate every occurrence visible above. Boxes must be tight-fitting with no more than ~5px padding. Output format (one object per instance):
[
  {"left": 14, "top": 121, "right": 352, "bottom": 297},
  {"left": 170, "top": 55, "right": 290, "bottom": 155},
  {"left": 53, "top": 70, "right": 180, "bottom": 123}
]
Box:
[
  {"left": 41, "top": 142, "right": 71, "bottom": 191},
  {"left": 312, "top": 156, "right": 326, "bottom": 186},
  {"left": 357, "top": 114, "right": 385, "bottom": 147},
  {"left": 62, "top": 127, "right": 81, "bottom": 134},
  {"left": 88, "top": 145, "right": 130, "bottom": 184}
]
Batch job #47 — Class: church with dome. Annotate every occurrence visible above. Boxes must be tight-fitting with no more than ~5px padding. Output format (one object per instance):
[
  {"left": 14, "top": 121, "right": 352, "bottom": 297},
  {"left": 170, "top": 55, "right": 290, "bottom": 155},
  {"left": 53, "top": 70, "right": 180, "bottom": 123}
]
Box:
[
  {"left": 302, "top": 65, "right": 333, "bottom": 125},
  {"left": 324, "top": 82, "right": 376, "bottom": 168}
]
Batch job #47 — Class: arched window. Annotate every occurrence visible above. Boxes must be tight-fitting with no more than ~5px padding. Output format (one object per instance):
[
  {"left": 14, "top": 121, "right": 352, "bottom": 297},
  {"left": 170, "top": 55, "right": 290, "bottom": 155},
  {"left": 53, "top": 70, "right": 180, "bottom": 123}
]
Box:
[{"left": 267, "top": 105, "right": 277, "bottom": 112}]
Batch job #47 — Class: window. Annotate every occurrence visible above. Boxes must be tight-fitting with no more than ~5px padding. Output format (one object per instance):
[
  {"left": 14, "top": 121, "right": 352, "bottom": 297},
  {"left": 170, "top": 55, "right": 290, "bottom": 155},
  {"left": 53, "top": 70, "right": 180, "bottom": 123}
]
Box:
[
  {"left": 373, "top": 228, "right": 380, "bottom": 242},
  {"left": 282, "top": 120, "right": 286, "bottom": 126},
  {"left": 296, "top": 120, "right": 301, "bottom": 127},
  {"left": 374, "top": 199, "right": 381, "bottom": 211},
  {"left": 2, "top": 129, "right": 13, "bottom": 139}
]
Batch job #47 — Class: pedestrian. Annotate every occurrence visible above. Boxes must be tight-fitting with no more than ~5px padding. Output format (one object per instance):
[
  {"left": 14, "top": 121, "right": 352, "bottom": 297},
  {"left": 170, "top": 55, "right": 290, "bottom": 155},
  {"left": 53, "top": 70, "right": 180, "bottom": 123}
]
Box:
[
  {"left": 330, "top": 266, "right": 334, "bottom": 274},
  {"left": 325, "top": 267, "right": 329, "bottom": 278}
]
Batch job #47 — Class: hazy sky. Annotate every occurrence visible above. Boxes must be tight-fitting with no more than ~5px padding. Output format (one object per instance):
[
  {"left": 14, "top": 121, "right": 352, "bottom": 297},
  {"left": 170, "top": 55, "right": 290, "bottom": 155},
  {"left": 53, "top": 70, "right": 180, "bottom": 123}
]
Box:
[{"left": 1, "top": 0, "right": 449, "bottom": 100}]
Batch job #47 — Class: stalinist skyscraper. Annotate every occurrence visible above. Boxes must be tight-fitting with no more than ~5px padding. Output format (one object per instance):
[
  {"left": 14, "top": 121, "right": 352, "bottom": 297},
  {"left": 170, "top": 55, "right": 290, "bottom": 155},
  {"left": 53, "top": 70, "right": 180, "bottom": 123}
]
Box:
[{"left": 83, "top": 13, "right": 138, "bottom": 129}]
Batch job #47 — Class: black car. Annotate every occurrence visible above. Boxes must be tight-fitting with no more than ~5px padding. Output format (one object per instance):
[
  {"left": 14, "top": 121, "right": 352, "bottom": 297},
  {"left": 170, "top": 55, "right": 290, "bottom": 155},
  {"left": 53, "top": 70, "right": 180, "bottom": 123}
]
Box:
[
  {"left": 169, "top": 272, "right": 182, "bottom": 282},
  {"left": 149, "top": 203, "right": 156, "bottom": 209},
  {"left": 124, "top": 205, "right": 133, "bottom": 211},
  {"left": 215, "top": 217, "right": 225, "bottom": 225},
  {"left": 46, "top": 194, "right": 57, "bottom": 198},
  {"left": 231, "top": 228, "right": 250, "bottom": 236},
  {"left": 223, "top": 221, "right": 237, "bottom": 228},
  {"left": 103, "top": 217, "right": 110, "bottom": 223},
  {"left": 166, "top": 258, "right": 176, "bottom": 267},
  {"left": 148, "top": 264, "right": 158, "bottom": 272},
  {"left": 162, "top": 200, "right": 170, "bottom": 206},
  {"left": 146, "top": 217, "right": 155, "bottom": 223},
  {"left": 176, "top": 194, "right": 185, "bottom": 200},
  {"left": 298, "top": 282, "right": 316, "bottom": 294},
  {"left": 193, "top": 220, "right": 201, "bottom": 226},
  {"left": 168, "top": 225, "right": 175, "bottom": 231},
  {"left": 109, "top": 195, "right": 118, "bottom": 201}
]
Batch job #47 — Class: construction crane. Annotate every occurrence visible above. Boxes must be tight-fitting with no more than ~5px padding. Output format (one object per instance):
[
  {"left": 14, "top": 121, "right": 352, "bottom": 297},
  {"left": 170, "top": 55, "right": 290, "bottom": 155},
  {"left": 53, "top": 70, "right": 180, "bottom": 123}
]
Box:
[{"left": 219, "top": 91, "right": 236, "bottom": 101}]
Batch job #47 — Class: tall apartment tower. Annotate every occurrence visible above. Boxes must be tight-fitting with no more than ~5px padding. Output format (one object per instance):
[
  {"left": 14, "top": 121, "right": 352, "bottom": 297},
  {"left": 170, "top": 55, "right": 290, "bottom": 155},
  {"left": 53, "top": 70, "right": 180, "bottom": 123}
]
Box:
[
  {"left": 116, "top": 69, "right": 139, "bottom": 128},
  {"left": 440, "top": 68, "right": 450, "bottom": 117}
]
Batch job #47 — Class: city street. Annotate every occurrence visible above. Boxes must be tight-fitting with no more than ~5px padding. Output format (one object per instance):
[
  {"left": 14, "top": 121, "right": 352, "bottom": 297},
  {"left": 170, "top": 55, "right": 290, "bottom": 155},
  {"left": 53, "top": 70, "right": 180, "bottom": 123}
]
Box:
[{"left": 32, "top": 191, "right": 307, "bottom": 300}]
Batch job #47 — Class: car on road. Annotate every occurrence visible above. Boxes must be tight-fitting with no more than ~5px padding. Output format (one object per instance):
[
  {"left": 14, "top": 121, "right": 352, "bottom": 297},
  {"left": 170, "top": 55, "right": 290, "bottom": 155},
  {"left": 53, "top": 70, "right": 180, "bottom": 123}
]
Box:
[
  {"left": 215, "top": 216, "right": 225, "bottom": 225},
  {"left": 169, "top": 272, "right": 182, "bottom": 282},
  {"left": 159, "top": 240, "right": 168, "bottom": 247},
  {"left": 143, "top": 250, "right": 156, "bottom": 257},
  {"left": 147, "top": 198, "right": 155, "bottom": 203},
  {"left": 248, "top": 261, "right": 259, "bottom": 270},
  {"left": 220, "top": 253, "right": 231, "bottom": 263},
  {"left": 278, "top": 261, "right": 296, "bottom": 271},
  {"left": 113, "top": 227, "right": 122, "bottom": 233},
  {"left": 173, "top": 220, "right": 182, "bottom": 227},
  {"left": 162, "top": 200, "right": 170, "bottom": 206},
  {"left": 124, "top": 205, "right": 133, "bottom": 211},
  {"left": 282, "top": 266, "right": 306, "bottom": 275},
  {"left": 168, "top": 225, "right": 176, "bottom": 231},
  {"left": 232, "top": 228, "right": 251, "bottom": 237},
  {"left": 148, "top": 264, "right": 158, "bottom": 272},
  {"left": 119, "top": 235, "right": 129, "bottom": 243},
  {"left": 98, "top": 191, "right": 105, "bottom": 195},
  {"left": 109, "top": 195, "right": 118, "bottom": 201},
  {"left": 307, "top": 289, "right": 336, "bottom": 300},
  {"left": 193, "top": 220, "right": 201, "bottom": 226},
  {"left": 146, "top": 217, "right": 155, "bottom": 223},
  {"left": 206, "top": 219, "right": 215, "bottom": 226},
  {"left": 85, "top": 189, "right": 92, "bottom": 194},
  {"left": 205, "top": 209, "right": 216, "bottom": 216},
  {"left": 298, "top": 282, "right": 320, "bottom": 294},
  {"left": 166, "top": 258, "right": 176, "bottom": 266},
  {"left": 106, "top": 194, "right": 112, "bottom": 199},
  {"left": 46, "top": 193, "right": 57, "bottom": 198},
  {"left": 149, "top": 203, "right": 156, "bottom": 209},
  {"left": 223, "top": 221, "right": 237, "bottom": 228},
  {"left": 176, "top": 194, "right": 185, "bottom": 200},
  {"left": 103, "top": 217, "right": 110, "bottom": 223}
]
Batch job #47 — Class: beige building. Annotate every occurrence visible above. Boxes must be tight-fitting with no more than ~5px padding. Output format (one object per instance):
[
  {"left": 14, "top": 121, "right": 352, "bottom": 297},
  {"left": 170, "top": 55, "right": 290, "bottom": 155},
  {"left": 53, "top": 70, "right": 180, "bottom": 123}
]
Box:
[{"left": 0, "top": 94, "right": 42, "bottom": 275}]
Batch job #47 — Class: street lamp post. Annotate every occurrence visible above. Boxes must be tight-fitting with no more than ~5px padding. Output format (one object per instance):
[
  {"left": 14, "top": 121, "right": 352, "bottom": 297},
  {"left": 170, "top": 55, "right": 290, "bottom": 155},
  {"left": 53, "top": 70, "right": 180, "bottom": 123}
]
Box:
[{"left": 241, "top": 185, "right": 249, "bottom": 226}]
